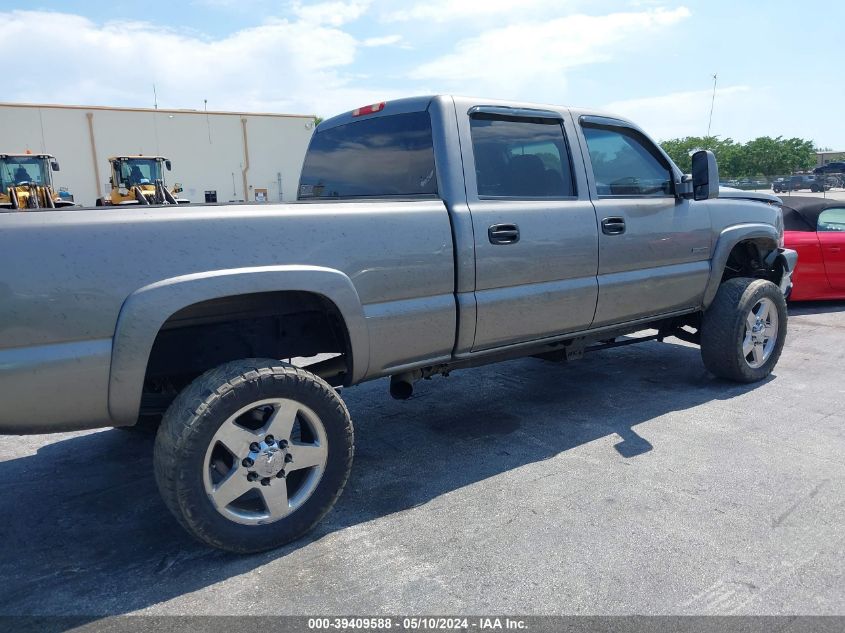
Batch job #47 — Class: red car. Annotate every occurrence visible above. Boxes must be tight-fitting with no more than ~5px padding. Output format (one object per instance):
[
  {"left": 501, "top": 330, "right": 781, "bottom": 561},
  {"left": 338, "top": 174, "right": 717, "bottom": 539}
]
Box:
[{"left": 782, "top": 196, "right": 845, "bottom": 300}]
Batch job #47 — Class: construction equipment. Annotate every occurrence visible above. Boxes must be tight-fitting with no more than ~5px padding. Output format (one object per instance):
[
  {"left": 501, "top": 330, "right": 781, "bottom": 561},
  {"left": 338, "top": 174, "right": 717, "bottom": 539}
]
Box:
[
  {"left": 0, "top": 152, "right": 77, "bottom": 211},
  {"left": 97, "top": 156, "right": 189, "bottom": 206}
]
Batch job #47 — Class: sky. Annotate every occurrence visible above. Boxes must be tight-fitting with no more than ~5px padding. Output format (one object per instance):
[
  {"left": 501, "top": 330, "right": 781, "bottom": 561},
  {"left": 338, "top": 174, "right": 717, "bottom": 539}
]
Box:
[{"left": 3, "top": 0, "right": 844, "bottom": 147}]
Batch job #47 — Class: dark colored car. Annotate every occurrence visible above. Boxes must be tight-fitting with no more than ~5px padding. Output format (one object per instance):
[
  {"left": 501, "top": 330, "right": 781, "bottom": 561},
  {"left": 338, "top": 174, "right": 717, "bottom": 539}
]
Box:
[
  {"left": 813, "top": 161, "right": 845, "bottom": 175},
  {"left": 773, "top": 174, "right": 829, "bottom": 193}
]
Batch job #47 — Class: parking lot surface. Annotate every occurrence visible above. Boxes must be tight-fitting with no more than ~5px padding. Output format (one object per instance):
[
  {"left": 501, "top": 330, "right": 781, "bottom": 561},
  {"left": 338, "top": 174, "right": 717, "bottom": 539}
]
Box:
[{"left": 1, "top": 303, "right": 843, "bottom": 618}]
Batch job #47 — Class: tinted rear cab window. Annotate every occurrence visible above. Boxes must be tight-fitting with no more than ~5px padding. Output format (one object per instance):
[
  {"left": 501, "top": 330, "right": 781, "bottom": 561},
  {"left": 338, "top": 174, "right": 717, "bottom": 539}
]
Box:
[
  {"left": 470, "top": 114, "right": 575, "bottom": 198},
  {"left": 299, "top": 111, "right": 437, "bottom": 200}
]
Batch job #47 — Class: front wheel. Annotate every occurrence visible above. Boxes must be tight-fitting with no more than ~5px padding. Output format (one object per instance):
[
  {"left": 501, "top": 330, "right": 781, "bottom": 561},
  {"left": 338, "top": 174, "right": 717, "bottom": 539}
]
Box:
[
  {"left": 700, "top": 278, "right": 788, "bottom": 383},
  {"left": 154, "top": 359, "right": 354, "bottom": 553}
]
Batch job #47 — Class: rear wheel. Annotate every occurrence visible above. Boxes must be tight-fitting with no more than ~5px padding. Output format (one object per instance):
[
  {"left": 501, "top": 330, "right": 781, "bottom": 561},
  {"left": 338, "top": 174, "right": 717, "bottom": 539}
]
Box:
[
  {"left": 700, "top": 278, "right": 787, "bottom": 383},
  {"left": 154, "top": 359, "right": 354, "bottom": 553}
]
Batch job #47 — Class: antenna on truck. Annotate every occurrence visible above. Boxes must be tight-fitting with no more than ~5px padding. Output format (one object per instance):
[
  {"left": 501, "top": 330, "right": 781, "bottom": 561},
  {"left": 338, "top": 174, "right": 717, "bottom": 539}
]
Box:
[{"left": 706, "top": 73, "right": 717, "bottom": 137}]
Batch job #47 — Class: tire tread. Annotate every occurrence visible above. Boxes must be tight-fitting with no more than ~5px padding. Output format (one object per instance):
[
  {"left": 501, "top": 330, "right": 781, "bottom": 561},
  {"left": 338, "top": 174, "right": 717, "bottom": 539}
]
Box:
[{"left": 700, "top": 277, "right": 787, "bottom": 383}]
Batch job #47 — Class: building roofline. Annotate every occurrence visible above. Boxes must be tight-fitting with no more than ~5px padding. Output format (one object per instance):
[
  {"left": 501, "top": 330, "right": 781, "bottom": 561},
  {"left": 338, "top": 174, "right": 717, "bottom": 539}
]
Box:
[{"left": 0, "top": 101, "right": 316, "bottom": 120}]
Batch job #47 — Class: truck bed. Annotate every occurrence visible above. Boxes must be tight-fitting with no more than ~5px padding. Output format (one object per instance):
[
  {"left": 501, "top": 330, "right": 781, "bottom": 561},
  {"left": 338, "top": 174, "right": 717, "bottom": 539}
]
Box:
[{"left": 0, "top": 201, "right": 455, "bottom": 429}]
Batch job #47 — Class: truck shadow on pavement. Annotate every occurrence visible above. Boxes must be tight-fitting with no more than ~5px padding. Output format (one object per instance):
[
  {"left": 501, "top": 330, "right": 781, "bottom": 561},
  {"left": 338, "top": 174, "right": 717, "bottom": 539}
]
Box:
[{"left": 0, "top": 340, "right": 770, "bottom": 618}]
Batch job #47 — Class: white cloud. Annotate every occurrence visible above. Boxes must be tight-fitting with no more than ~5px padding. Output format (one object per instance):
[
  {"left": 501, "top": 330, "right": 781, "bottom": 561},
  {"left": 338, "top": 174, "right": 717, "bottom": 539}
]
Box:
[
  {"left": 409, "top": 7, "right": 691, "bottom": 102},
  {"left": 383, "top": 0, "right": 574, "bottom": 23},
  {"left": 0, "top": 9, "right": 396, "bottom": 117},
  {"left": 291, "top": 0, "right": 371, "bottom": 26},
  {"left": 603, "top": 85, "right": 764, "bottom": 140},
  {"left": 362, "top": 34, "right": 402, "bottom": 47}
]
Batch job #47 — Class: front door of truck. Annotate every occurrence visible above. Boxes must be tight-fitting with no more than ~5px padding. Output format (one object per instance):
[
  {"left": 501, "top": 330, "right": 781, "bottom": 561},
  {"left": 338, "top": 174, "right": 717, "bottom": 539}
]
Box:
[
  {"left": 459, "top": 105, "right": 599, "bottom": 351},
  {"left": 575, "top": 117, "right": 711, "bottom": 327}
]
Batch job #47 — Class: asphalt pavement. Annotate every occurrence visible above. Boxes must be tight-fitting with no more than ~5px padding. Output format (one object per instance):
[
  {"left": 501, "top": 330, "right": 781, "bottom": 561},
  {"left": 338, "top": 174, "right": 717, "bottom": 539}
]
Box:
[{"left": 0, "top": 302, "right": 843, "bottom": 618}]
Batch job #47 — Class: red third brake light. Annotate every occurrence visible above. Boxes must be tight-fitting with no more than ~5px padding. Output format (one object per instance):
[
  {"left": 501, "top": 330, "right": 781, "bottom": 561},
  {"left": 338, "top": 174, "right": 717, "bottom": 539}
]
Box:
[{"left": 352, "top": 102, "right": 386, "bottom": 117}]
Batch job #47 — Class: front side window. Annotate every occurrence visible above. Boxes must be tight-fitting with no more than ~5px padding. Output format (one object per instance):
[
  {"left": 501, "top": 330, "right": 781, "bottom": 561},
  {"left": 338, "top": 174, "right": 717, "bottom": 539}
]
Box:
[
  {"left": 582, "top": 124, "right": 673, "bottom": 197},
  {"left": 299, "top": 111, "right": 437, "bottom": 199},
  {"left": 818, "top": 208, "right": 845, "bottom": 231},
  {"left": 470, "top": 114, "right": 575, "bottom": 198}
]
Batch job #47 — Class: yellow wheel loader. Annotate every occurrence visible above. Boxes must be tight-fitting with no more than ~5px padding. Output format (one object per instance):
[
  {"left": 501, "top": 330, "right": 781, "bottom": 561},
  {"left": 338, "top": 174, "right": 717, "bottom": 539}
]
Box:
[
  {"left": 96, "top": 156, "right": 188, "bottom": 206},
  {"left": 0, "top": 153, "right": 76, "bottom": 211}
]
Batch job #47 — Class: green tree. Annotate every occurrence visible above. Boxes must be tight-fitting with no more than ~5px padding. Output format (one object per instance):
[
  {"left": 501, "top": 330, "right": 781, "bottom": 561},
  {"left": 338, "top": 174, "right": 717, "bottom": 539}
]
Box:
[
  {"left": 661, "top": 135, "right": 817, "bottom": 178},
  {"left": 660, "top": 136, "right": 742, "bottom": 178},
  {"left": 782, "top": 137, "right": 816, "bottom": 173}
]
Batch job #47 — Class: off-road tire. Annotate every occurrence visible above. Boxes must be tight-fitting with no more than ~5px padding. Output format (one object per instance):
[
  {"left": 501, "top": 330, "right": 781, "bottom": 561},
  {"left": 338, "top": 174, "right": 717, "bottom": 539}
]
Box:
[
  {"left": 153, "top": 358, "right": 354, "bottom": 553},
  {"left": 700, "top": 277, "right": 787, "bottom": 383}
]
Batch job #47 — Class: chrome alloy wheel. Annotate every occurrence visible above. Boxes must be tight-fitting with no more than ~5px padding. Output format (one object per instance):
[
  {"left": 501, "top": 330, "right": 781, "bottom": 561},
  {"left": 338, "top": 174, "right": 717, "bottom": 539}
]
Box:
[
  {"left": 202, "top": 398, "right": 328, "bottom": 525},
  {"left": 742, "top": 297, "right": 779, "bottom": 369}
]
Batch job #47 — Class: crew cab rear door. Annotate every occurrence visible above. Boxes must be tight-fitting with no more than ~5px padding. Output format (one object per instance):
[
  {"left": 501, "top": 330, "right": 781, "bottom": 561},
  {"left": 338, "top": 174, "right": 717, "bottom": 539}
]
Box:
[{"left": 455, "top": 102, "right": 599, "bottom": 351}]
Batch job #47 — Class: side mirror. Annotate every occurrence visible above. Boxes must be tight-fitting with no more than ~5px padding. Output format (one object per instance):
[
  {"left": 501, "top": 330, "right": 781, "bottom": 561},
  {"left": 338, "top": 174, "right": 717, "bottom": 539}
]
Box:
[
  {"left": 51, "top": 160, "right": 60, "bottom": 172},
  {"left": 165, "top": 160, "right": 172, "bottom": 171},
  {"left": 691, "top": 150, "right": 719, "bottom": 200}
]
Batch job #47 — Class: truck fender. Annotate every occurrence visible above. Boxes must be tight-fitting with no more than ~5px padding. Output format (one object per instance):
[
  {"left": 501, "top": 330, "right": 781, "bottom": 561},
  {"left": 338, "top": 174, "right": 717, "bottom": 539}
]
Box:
[
  {"left": 108, "top": 265, "right": 369, "bottom": 425},
  {"left": 702, "top": 223, "right": 780, "bottom": 309}
]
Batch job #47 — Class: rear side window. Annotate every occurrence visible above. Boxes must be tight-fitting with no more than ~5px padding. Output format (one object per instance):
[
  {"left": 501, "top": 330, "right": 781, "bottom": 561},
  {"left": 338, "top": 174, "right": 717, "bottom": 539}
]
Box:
[
  {"left": 582, "top": 124, "right": 673, "bottom": 197},
  {"left": 818, "top": 208, "right": 845, "bottom": 231},
  {"left": 470, "top": 114, "right": 575, "bottom": 198},
  {"left": 298, "top": 111, "right": 437, "bottom": 199}
]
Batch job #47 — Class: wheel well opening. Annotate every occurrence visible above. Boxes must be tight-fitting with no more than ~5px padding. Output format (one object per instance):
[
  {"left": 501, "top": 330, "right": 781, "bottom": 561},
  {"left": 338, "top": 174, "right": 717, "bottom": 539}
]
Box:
[
  {"left": 141, "top": 291, "right": 352, "bottom": 417},
  {"left": 721, "top": 239, "right": 780, "bottom": 284}
]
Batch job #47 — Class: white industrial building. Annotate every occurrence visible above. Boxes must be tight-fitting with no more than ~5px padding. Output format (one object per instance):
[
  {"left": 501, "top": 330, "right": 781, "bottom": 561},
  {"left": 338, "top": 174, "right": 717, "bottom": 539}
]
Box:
[{"left": 0, "top": 102, "right": 317, "bottom": 206}]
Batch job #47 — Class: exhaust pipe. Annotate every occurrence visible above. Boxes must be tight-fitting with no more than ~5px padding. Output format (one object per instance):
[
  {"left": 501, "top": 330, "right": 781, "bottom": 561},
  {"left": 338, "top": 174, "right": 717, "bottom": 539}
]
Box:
[{"left": 389, "top": 370, "right": 422, "bottom": 400}]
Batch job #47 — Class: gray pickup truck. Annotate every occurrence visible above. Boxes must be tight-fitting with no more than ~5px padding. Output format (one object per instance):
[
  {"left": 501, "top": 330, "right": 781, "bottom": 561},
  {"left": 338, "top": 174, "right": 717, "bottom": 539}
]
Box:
[{"left": 0, "top": 95, "right": 796, "bottom": 553}]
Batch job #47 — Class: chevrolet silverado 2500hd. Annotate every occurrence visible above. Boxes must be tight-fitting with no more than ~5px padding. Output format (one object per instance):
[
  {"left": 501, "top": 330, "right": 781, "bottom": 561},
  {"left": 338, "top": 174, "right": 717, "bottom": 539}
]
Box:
[{"left": 0, "top": 96, "right": 797, "bottom": 552}]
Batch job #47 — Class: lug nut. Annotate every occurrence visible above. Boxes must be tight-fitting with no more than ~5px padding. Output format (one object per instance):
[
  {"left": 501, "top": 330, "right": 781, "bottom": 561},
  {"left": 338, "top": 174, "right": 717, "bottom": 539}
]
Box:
[
  {"left": 249, "top": 442, "right": 260, "bottom": 452},
  {"left": 276, "top": 470, "right": 286, "bottom": 478},
  {"left": 242, "top": 457, "right": 254, "bottom": 468},
  {"left": 247, "top": 472, "right": 259, "bottom": 482},
  {"left": 260, "top": 477, "right": 271, "bottom": 486},
  {"left": 265, "top": 435, "right": 275, "bottom": 444},
  {"left": 284, "top": 454, "right": 293, "bottom": 463},
  {"left": 278, "top": 439, "right": 288, "bottom": 449}
]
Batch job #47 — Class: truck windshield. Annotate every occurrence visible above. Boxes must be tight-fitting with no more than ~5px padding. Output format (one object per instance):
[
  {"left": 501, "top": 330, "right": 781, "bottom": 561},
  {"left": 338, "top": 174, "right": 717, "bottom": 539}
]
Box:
[
  {"left": 118, "top": 159, "right": 163, "bottom": 186},
  {"left": 0, "top": 156, "right": 49, "bottom": 193},
  {"left": 298, "top": 111, "right": 437, "bottom": 199}
]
